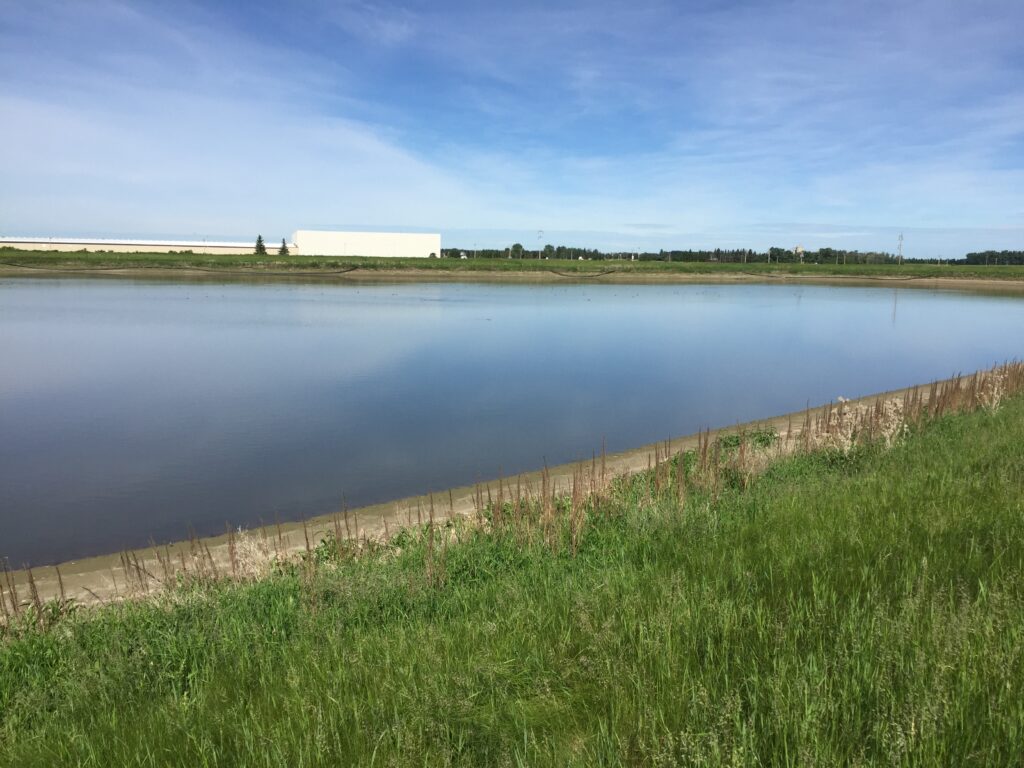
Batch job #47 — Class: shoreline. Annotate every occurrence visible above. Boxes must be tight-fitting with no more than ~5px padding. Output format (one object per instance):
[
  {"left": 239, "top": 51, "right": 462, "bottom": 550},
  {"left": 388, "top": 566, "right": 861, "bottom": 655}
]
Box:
[{"left": 4, "top": 374, "right": 968, "bottom": 605}]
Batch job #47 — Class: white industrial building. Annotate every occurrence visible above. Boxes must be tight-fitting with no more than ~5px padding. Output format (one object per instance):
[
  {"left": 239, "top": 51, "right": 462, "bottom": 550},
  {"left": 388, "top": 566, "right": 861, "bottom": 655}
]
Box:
[
  {"left": 0, "top": 237, "right": 256, "bottom": 255},
  {"left": 0, "top": 230, "right": 441, "bottom": 258},
  {"left": 292, "top": 230, "right": 439, "bottom": 258}
]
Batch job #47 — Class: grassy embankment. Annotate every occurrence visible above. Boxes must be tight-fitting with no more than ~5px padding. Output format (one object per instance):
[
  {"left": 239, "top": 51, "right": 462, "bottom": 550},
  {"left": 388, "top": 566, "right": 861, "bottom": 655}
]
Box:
[
  {"left": 3, "top": 247, "right": 1024, "bottom": 280},
  {"left": 2, "top": 366, "right": 1024, "bottom": 765}
]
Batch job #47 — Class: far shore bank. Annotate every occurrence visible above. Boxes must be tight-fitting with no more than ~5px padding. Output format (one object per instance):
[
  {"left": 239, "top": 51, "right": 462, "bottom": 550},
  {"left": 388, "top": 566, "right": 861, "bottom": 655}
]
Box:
[
  {"left": 3, "top": 248, "right": 1024, "bottom": 285},
  {"left": 5, "top": 372, "right": 982, "bottom": 605},
  {"left": 4, "top": 261, "right": 1024, "bottom": 293}
]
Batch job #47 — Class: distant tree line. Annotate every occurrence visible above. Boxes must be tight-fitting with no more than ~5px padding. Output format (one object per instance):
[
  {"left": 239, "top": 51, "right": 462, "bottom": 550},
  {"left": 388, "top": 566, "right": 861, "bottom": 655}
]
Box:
[
  {"left": 964, "top": 250, "right": 1024, "bottom": 266},
  {"left": 442, "top": 244, "right": 607, "bottom": 260},
  {"left": 442, "top": 244, "right": 904, "bottom": 264}
]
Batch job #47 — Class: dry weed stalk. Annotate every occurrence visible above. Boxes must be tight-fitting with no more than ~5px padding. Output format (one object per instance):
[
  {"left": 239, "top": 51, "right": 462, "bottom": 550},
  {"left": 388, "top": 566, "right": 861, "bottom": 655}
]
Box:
[
  {"left": 426, "top": 495, "right": 437, "bottom": 587},
  {"left": 27, "top": 568, "right": 43, "bottom": 629},
  {"left": 0, "top": 581, "right": 9, "bottom": 623},
  {"left": 2, "top": 560, "right": 20, "bottom": 619},
  {"left": 676, "top": 454, "right": 687, "bottom": 508},
  {"left": 227, "top": 525, "right": 238, "bottom": 580}
]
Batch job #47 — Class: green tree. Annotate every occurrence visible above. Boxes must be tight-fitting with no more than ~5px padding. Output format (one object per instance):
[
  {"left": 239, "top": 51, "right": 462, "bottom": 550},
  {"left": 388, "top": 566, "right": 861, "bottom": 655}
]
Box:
[
  {"left": 510, "top": 243, "right": 525, "bottom": 259},
  {"left": 278, "top": 238, "right": 290, "bottom": 257},
  {"left": 255, "top": 235, "right": 267, "bottom": 255}
]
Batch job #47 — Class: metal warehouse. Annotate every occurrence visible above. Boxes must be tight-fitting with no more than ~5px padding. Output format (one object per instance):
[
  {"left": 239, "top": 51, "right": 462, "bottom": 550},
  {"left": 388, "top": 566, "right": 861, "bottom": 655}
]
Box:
[
  {"left": 0, "top": 230, "right": 442, "bottom": 258},
  {"left": 291, "top": 230, "right": 440, "bottom": 258}
]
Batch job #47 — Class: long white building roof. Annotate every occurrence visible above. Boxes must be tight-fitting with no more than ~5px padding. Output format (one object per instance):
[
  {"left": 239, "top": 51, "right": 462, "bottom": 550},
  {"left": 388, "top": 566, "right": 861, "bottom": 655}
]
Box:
[{"left": 0, "top": 236, "right": 255, "bottom": 248}]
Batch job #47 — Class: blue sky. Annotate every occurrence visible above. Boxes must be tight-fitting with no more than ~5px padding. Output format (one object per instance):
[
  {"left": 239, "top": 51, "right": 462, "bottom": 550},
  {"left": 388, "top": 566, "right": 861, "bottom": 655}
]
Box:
[{"left": 2, "top": 0, "right": 1023, "bottom": 256}]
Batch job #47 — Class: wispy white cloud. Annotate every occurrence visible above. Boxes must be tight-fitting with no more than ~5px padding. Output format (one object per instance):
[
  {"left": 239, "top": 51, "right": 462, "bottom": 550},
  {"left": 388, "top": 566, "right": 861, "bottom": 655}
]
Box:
[{"left": 324, "top": 0, "right": 418, "bottom": 45}]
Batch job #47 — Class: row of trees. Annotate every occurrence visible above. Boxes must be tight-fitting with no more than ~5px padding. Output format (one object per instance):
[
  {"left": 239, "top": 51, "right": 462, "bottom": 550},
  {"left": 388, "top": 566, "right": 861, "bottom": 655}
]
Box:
[
  {"left": 442, "top": 244, "right": 903, "bottom": 264},
  {"left": 965, "top": 251, "right": 1024, "bottom": 266},
  {"left": 254, "top": 235, "right": 289, "bottom": 256},
  {"left": 253, "top": 236, "right": 1018, "bottom": 264}
]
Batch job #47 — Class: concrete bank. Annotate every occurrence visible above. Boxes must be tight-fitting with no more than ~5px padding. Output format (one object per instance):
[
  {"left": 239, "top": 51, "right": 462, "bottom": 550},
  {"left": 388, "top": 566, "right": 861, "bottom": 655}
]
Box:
[{"left": 4, "top": 375, "right": 967, "bottom": 607}]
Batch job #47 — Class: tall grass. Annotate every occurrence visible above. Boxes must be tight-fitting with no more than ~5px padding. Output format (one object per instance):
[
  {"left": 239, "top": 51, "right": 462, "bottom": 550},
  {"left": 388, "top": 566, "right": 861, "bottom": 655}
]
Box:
[{"left": 2, "top": 366, "right": 1023, "bottom": 765}]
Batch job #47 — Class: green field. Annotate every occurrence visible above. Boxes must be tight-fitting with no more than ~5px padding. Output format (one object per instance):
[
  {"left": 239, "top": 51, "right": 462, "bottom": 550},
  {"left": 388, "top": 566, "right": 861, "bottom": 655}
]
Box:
[
  {"left": 2, "top": 376, "right": 1023, "bottom": 765},
  {"left": 4, "top": 247, "right": 1024, "bottom": 280}
]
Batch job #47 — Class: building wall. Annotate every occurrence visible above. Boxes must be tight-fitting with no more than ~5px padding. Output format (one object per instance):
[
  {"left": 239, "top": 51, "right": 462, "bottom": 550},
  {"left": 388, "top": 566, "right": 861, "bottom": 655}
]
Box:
[
  {"left": 0, "top": 238, "right": 256, "bottom": 255},
  {"left": 292, "top": 230, "right": 440, "bottom": 258}
]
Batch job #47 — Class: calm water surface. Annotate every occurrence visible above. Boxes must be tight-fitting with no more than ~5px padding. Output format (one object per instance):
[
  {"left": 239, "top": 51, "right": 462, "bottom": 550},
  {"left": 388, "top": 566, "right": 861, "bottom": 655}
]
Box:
[{"left": 2, "top": 278, "right": 1023, "bottom": 566}]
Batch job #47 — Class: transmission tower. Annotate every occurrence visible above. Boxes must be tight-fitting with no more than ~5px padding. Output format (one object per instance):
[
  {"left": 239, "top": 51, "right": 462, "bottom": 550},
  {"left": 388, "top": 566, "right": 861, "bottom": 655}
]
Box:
[{"left": 897, "top": 232, "right": 903, "bottom": 265}]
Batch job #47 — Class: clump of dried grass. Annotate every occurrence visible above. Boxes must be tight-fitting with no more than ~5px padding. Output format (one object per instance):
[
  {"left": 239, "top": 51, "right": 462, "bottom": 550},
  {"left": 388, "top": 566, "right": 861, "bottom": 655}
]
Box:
[
  {"left": 233, "top": 531, "right": 275, "bottom": 581},
  {"left": 811, "top": 397, "right": 909, "bottom": 452}
]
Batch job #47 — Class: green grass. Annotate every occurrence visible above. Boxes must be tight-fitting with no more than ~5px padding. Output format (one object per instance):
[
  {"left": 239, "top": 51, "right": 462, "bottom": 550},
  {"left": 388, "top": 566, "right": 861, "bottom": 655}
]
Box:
[
  {"left": 3, "top": 246, "right": 1024, "bottom": 280},
  {"left": 2, "top": 397, "right": 1024, "bottom": 765}
]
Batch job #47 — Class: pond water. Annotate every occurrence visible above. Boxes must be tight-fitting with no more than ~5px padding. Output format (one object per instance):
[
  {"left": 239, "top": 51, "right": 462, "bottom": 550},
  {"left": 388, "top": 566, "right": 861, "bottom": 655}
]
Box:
[{"left": 2, "top": 277, "right": 1023, "bottom": 567}]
